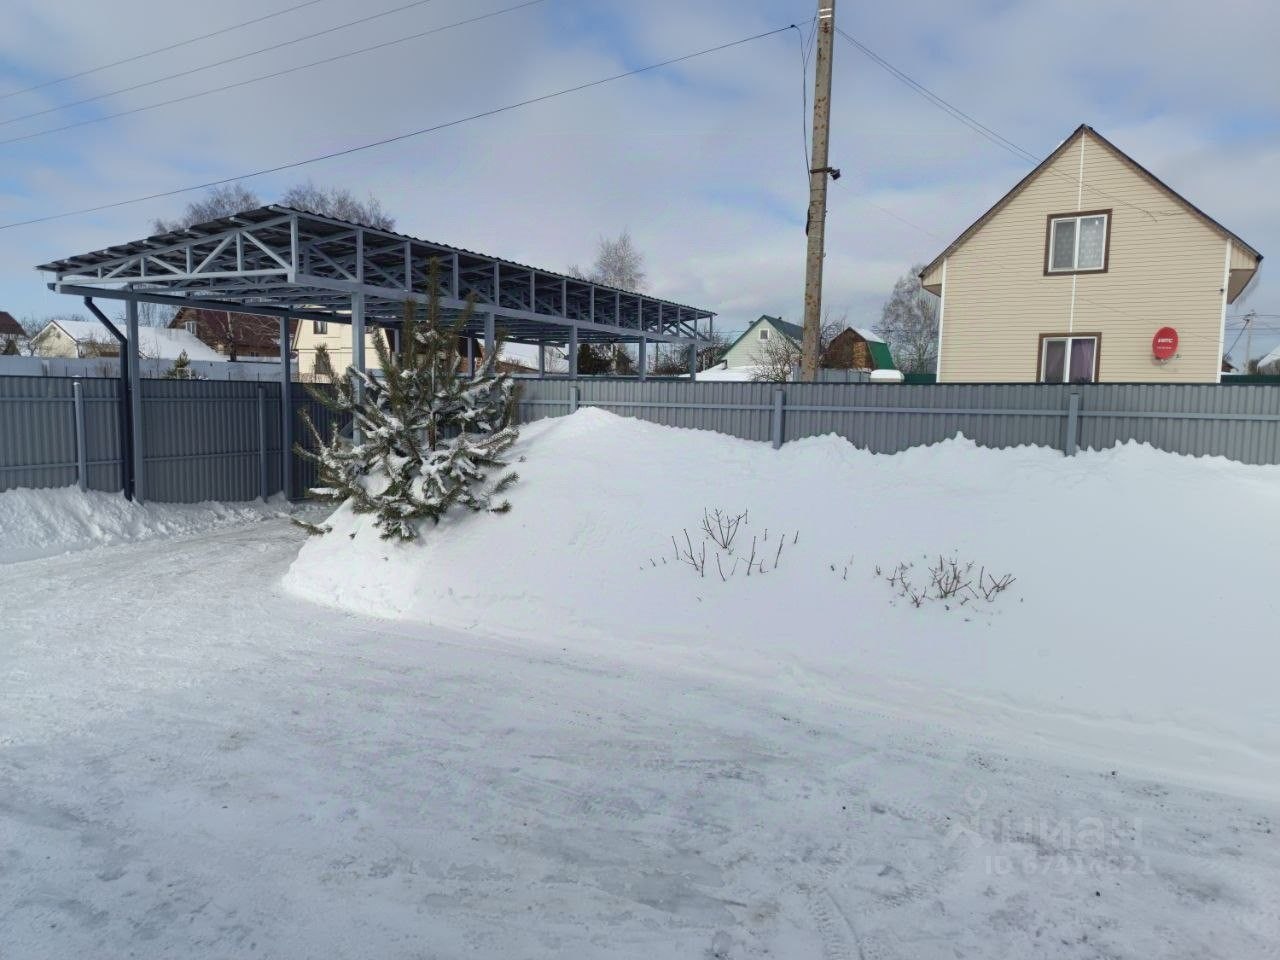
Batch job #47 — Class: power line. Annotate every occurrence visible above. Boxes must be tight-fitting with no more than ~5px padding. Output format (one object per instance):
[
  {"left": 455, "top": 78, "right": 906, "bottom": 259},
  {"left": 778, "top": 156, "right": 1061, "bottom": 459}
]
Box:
[
  {"left": 0, "top": 0, "right": 447, "bottom": 129},
  {"left": 791, "top": 24, "right": 811, "bottom": 174},
  {"left": 833, "top": 27, "right": 1167, "bottom": 223},
  {"left": 0, "top": 0, "right": 547, "bottom": 148},
  {"left": 1224, "top": 323, "right": 1248, "bottom": 359},
  {"left": 0, "top": 0, "right": 335, "bottom": 102},
  {"left": 0, "top": 25, "right": 795, "bottom": 231},
  {"left": 835, "top": 27, "right": 1034, "bottom": 164}
]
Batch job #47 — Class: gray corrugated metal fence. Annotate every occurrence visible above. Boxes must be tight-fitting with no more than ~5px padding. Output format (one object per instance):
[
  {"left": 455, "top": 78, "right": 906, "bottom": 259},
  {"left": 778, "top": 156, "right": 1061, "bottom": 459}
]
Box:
[
  {"left": 516, "top": 379, "right": 1280, "bottom": 464},
  {"left": 0, "top": 376, "right": 294, "bottom": 502},
  {"left": 4, "top": 376, "right": 1279, "bottom": 504}
]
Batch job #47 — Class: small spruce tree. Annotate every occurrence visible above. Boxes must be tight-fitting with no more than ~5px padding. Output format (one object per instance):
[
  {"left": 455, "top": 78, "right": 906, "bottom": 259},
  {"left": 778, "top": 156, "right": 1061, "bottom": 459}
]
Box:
[
  {"left": 162, "top": 350, "right": 203, "bottom": 379},
  {"left": 296, "top": 264, "right": 519, "bottom": 541}
]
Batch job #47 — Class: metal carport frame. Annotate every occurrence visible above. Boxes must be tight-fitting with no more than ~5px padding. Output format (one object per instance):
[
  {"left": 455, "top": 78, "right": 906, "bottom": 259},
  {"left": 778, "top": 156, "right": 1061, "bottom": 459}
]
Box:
[{"left": 36, "top": 205, "right": 716, "bottom": 502}]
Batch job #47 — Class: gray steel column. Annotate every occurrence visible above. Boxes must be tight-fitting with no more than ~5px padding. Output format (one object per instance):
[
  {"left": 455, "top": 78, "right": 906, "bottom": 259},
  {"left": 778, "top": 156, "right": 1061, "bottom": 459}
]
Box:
[
  {"left": 538, "top": 340, "right": 546, "bottom": 378},
  {"left": 279, "top": 315, "right": 293, "bottom": 500},
  {"left": 771, "top": 388, "right": 785, "bottom": 449},
  {"left": 125, "top": 295, "right": 144, "bottom": 502},
  {"left": 257, "top": 385, "right": 268, "bottom": 502},
  {"left": 688, "top": 331, "right": 698, "bottom": 380},
  {"left": 638, "top": 337, "right": 647, "bottom": 380},
  {"left": 351, "top": 292, "right": 365, "bottom": 442},
  {"left": 351, "top": 292, "right": 366, "bottom": 374},
  {"left": 1065, "top": 392, "right": 1081, "bottom": 456},
  {"left": 569, "top": 323, "right": 579, "bottom": 379},
  {"left": 72, "top": 380, "right": 87, "bottom": 491},
  {"left": 484, "top": 309, "right": 496, "bottom": 369}
]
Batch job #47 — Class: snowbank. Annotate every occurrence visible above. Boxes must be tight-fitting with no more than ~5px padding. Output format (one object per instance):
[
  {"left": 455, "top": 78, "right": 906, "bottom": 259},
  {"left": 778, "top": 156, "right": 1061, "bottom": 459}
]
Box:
[
  {"left": 286, "top": 410, "right": 1280, "bottom": 798},
  {"left": 0, "top": 486, "right": 284, "bottom": 564}
]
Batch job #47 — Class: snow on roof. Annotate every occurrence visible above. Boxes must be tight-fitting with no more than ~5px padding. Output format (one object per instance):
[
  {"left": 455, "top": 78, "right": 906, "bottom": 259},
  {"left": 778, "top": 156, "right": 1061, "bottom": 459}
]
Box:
[
  {"left": 853, "top": 327, "right": 884, "bottom": 343},
  {"left": 696, "top": 363, "right": 757, "bottom": 381},
  {"left": 45, "top": 319, "right": 225, "bottom": 361},
  {"left": 1258, "top": 345, "right": 1280, "bottom": 375}
]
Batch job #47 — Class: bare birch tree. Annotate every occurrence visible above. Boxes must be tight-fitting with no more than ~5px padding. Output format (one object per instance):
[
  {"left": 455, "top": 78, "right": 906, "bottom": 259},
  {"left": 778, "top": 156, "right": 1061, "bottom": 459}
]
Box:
[{"left": 874, "top": 265, "right": 939, "bottom": 374}]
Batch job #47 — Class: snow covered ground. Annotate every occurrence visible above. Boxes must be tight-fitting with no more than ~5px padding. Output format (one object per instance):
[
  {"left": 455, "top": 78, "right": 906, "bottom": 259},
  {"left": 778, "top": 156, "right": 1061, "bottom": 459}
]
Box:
[
  {"left": 289, "top": 409, "right": 1280, "bottom": 801},
  {"left": 3, "top": 519, "right": 1278, "bottom": 958},
  {"left": 0, "top": 485, "right": 287, "bottom": 564},
  {"left": 4, "top": 414, "right": 1280, "bottom": 958}
]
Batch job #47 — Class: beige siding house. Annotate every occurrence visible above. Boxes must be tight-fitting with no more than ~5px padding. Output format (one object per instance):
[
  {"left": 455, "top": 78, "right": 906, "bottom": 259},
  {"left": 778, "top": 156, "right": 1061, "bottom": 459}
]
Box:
[
  {"left": 293, "top": 319, "right": 388, "bottom": 379},
  {"left": 921, "top": 125, "right": 1262, "bottom": 383}
]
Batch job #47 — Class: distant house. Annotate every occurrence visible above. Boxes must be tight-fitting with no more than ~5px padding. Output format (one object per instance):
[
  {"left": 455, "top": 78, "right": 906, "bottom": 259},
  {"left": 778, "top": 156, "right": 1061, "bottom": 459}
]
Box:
[
  {"left": 721, "top": 316, "right": 802, "bottom": 370},
  {"left": 0, "top": 311, "right": 27, "bottom": 354},
  {"left": 721, "top": 315, "right": 897, "bottom": 372},
  {"left": 293, "top": 318, "right": 388, "bottom": 380},
  {"left": 1258, "top": 345, "right": 1280, "bottom": 377},
  {"left": 30, "top": 318, "right": 224, "bottom": 361},
  {"left": 170, "top": 308, "right": 289, "bottom": 361},
  {"left": 921, "top": 124, "right": 1263, "bottom": 384},
  {"left": 821, "top": 328, "right": 897, "bottom": 371}
]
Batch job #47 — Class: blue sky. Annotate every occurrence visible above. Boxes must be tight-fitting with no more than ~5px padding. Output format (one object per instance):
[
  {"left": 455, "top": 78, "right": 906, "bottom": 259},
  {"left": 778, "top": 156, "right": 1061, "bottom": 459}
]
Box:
[{"left": 1, "top": 0, "right": 1277, "bottom": 358}]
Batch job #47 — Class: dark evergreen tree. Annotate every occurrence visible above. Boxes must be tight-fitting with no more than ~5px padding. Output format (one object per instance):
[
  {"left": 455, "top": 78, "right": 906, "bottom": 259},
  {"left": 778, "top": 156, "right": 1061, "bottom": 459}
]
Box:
[
  {"left": 296, "top": 264, "right": 519, "bottom": 541},
  {"left": 161, "top": 350, "right": 202, "bottom": 380}
]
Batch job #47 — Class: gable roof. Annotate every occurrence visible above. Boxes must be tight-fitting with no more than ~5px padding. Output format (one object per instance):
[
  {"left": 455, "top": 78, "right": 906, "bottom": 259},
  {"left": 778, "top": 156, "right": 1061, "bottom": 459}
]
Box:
[
  {"left": 920, "top": 124, "right": 1263, "bottom": 281},
  {"left": 171, "top": 307, "right": 292, "bottom": 352},
  {"left": 37, "top": 319, "right": 225, "bottom": 361},
  {"left": 722, "top": 315, "right": 803, "bottom": 356},
  {"left": 821, "top": 326, "right": 898, "bottom": 371},
  {"left": 0, "top": 311, "right": 24, "bottom": 338}
]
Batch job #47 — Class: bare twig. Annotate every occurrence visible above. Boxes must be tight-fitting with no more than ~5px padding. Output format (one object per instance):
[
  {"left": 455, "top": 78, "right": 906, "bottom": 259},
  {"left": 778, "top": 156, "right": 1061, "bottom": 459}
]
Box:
[{"left": 700, "top": 508, "right": 747, "bottom": 552}]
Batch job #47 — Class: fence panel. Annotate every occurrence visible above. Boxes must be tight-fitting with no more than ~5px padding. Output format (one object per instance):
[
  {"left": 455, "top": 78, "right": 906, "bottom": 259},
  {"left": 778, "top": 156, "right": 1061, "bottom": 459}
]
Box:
[
  {"left": 0, "top": 376, "right": 122, "bottom": 494},
  {"left": 4, "top": 377, "right": 1280, "bottom": 505},
  {"left": 141, "top": 380, "right": 282, "bottom": 503},
  {"left": 781, "top": 382, "right": 1073, "bottom": 453},
  {"left": 511, "top": 379, "right": 1280, "bottom": 465}
]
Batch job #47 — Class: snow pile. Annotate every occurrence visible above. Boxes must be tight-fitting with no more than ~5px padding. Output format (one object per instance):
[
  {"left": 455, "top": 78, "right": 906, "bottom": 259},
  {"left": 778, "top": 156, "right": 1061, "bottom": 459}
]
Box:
[
  {"left": 286, "top": 409, "right": 1280, "bottom": 797},
  {"left": 696, "top": 362, "right": 758, "bottom": 381},
  {"left": 0, "top": 486, "right": 283, "bottom": 564}
]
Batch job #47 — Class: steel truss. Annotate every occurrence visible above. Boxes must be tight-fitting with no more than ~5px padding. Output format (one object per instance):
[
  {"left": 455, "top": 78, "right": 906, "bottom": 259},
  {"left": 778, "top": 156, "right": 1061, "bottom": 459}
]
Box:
[
  {"left": 35, "top": 205, "right": 717, "bottom": 504},
  {"left": 37, "top": 205, "right": 716, "bottom": 348}
]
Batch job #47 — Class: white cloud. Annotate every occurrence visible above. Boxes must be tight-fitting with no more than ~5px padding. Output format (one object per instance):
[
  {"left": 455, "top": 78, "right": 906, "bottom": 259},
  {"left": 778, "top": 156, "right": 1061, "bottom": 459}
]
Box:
[{"left": 0, "top": 0, "right": 1276, "bottom": 355}]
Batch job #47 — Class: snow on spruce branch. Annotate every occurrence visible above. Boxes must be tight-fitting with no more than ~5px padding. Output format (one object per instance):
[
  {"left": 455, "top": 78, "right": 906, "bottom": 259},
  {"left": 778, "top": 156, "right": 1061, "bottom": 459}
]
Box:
[{"left": 294, "top": 264, "right": 519, "bottom": 542}]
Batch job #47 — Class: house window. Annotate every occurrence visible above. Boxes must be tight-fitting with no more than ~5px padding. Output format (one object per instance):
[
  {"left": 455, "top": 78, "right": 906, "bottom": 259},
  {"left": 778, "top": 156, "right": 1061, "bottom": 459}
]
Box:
[
  {"left": 1040, "top": 335, "right": 1100, "bottom": 384},
  {"left": 759, "top": 328, "right": 770, "bottom": 341},
  {"left": 184, "top": 320, "right": 197, "bottom": 335},
  {"left": 1045, "top": 211, "right": 1110, "bottom": 274},
  {"left": 313, "top": 320, "right": 329, "bottom": 335}
]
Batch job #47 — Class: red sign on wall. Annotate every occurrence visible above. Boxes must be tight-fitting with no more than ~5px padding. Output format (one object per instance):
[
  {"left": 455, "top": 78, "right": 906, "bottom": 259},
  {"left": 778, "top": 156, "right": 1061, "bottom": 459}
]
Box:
[{"left": 1152, "top": 326, "right": 1179, "bottom": 360}]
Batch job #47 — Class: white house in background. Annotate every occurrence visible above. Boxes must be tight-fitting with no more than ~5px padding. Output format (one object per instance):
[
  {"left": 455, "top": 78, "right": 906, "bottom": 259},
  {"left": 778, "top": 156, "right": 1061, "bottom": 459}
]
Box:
[
  {"left": 1257, "top": 344, "right": 1280, "bottom": 376},
  {"left": 30, "top": 319, "right": 224, "bottom": 361},
  {"left": 721, "top": 316, "right": 803, "bottom": 369}
]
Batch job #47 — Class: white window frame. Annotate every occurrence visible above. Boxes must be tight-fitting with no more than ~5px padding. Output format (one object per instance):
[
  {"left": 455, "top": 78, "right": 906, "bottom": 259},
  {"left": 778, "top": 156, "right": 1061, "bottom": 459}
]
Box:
[
  {"left": 1039, "top": 335, "right": 1099, "bottom": 384},
  {"left": 184, "top": 320, "right": 198, "bottom": 335},
  {"left": 313, "top": 320, "right": 329, "bottom": 335},
  {"left": 1046, "top": 211, "right": 1110, "bottom": 274}
]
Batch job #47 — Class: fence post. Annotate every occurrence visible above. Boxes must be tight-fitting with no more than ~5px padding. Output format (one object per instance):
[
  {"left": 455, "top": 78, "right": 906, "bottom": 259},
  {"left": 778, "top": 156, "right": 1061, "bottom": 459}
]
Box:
[
  {"left": 257, "top": 385, "right": 268, "bottom": 501},
  {"left": 1065, "top": 392, "right": 1080, "bottom": 456},
  {"left": 72, "top": 380, "right": 88, "bottom": 490},
  {"left": 569, "top": 385, "right": 580, "bottom": 413},
  {"left": 771, "top": 388, "right": 785, "bottom": 449}
]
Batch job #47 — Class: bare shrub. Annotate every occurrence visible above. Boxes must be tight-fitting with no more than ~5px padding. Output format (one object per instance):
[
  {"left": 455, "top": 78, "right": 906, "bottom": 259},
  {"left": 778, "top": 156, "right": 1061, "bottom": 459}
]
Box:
[
  {"left": 875, "top": 554, "right": 1016, "bottom": 609},
  {"left": 658, "top": 509, "right": 796, "bottom": 581},
  {"left": 701, "top": 508, "right": 746, "bottom": 552},
  {"left": 672, "top": 530, "right": 707, "bottom": 578}
]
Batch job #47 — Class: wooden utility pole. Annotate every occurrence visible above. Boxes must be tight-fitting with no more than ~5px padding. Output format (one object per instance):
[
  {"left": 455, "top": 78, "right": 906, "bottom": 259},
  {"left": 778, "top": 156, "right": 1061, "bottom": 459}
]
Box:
[
  {"left": 801, "top": 0, "right": 839, "bottom": 380},
  {"left": 1243, "top": 311, "right": 1255, "bottom": 375}
]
